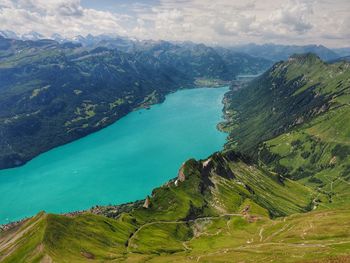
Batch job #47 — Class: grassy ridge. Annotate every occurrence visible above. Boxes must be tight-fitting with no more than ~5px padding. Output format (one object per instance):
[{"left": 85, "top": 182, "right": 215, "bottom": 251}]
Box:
[
  {"left": 0, "top": 152, "right": 320, "bottom": 262},
  {"left": 1, "top": 207, "right": 349, "bottom": 262},
  {"left": 1, "top": 54, "right": 350, "bottom": 261}
]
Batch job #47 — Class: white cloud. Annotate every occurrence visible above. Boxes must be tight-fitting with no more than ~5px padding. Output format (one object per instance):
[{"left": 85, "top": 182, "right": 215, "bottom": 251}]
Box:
[
  {"left": 0, "top": 0, "right": 126, "bottom": 37},
  {"left": 128, "top": 0, "right": 350, "bottom": 47},
  {"left": 268, "top": 0, "right": 313, "bottom": 34},
  {"left": 0, "top": 0, "right": 349, "bottom": 47}
]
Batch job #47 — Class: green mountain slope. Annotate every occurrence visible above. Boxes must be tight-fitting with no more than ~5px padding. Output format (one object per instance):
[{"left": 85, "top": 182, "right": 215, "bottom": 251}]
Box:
[
  {"left": 135, "top": 41, "right": 272, "bottom": 80},
  {"left": 1, "top": 54, "right": 350, "bottom": 262},
  {"left": 0, "top": 37, "right": 189, "bottom": 169},
  {"left": 223, "top": 54, "right": 350, "bottom": 154},
  {"left": 0, "top": 153, "right": 349, "bottom": 262},
  {"left": 0, "top": 152, "right": 326, "bottom": 262},
  {"left": 0, "top": 36, "right": 270, "bottom": 170},
  {"left": 221, "top": 54, "right": 350, "bottom": 208}
]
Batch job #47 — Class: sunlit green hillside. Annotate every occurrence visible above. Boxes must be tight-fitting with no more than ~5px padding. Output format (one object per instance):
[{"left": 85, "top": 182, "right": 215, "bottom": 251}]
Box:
[{"left": 1, "top": 54, "right": 350, "bottom": 262}]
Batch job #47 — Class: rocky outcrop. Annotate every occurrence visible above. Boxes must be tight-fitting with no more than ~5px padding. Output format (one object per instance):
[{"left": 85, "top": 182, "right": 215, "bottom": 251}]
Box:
[
  {"left": 177, "top": 164, "right": 186, "bottom": 182},
  {"left": 143, "top": 196, "right": 151, "bottom": 209}
]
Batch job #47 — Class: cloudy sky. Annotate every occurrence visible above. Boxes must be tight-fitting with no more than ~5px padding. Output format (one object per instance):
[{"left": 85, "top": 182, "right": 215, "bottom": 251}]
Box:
[{"left": 0, "top": 0, "right": 349, "bottom": 47}]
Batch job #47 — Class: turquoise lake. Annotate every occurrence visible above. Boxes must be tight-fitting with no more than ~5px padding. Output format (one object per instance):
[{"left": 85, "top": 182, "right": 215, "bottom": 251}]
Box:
[{"left": 0, "top": 87, "right": 228, "bottom": 224}]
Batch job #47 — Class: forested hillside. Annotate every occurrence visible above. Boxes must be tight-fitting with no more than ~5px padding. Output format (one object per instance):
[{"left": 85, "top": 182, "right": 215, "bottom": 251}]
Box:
[
  {"left": 0, "top": 36, "right": 270, "bottom": 169},
  {"left": 1, "top": 54, "right": 350, "bottom": 262}
]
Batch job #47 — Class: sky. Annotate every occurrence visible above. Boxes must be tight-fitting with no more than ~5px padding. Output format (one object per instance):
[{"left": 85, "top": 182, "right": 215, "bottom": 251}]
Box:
[{"left": 0, "top": 0, "right": 349, "bottom": 47}]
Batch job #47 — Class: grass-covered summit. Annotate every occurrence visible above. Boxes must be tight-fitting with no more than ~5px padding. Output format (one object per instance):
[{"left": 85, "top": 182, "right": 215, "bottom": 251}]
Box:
[{"left": 1, "top": 54, "right": 350, "bottom": 262}]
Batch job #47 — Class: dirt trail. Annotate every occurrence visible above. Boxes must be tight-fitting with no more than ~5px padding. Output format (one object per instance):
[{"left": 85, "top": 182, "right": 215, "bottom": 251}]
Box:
[
  {"left": 264, "top": 223, "right": 292, "bottom": 242},
  {"left": 259, "top": 227, "right": 264, "bottom": 242},
  {"left": 301, "top": 222, "right": 314, "bottom": 239},
  {"left": 0, "top": 215, "right": 44, "bottom": 261},
  {"left": 127, "top": 213, "right": 242, "bottom": 251}
]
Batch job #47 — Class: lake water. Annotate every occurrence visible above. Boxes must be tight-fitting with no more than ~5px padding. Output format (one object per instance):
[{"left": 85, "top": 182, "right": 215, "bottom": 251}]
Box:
[{"left": 0, "top": 87, "right": 228, "bottom": 224}]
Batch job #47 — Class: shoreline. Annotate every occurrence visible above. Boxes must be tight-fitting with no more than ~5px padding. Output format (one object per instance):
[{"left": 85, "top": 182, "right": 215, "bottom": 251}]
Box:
[
  {"left": 0, "top": 85, "right": 230, "bottom": 228},
  {"left": 0, "top": 83, "right": 229, "bottom": 172}
]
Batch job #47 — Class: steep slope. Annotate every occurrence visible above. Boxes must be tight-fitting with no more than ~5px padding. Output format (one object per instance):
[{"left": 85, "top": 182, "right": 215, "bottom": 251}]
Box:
[
  {"left": 0, "top": 37, "right": 190, "bottom": 169},
  {"left": 223, "top": 54, "right": 350, "bottom": 154},
  {"left": 1, "top": 54, "right": 350, "bottom": 262},
  {"left": 1, "top": 152, "right": 349, "bottom": 262},
  {"left": 133, "top": 41, "right": 272, "bottom": 80},
  {"left": 0, "top": 37, "right": 270, "bottom": 169},
  {"left": 0, "top": 152, "right": 322, "bottom": 262},
  {"left": 222, "top": 53, "right": 350, "bottom": 207}
]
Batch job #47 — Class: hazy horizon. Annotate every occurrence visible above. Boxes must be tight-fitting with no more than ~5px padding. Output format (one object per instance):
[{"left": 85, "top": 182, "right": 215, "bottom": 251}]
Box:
[{"left": 0, "top": 0, "right": 349, "bottom": 48}]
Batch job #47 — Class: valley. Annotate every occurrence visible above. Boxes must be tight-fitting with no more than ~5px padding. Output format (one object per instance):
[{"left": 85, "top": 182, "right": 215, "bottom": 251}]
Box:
[
  {"left": 0, "top": 87, "right": 228, "bottom": 224},
  {"left": 2, "top": 0, "right": 350, "bottom": 261},
  {"left": 1, "top": 53, "right": 350, "bottom": 262},
  {"left": 0, "top": 36, "right": 271, "bottom": 170}
]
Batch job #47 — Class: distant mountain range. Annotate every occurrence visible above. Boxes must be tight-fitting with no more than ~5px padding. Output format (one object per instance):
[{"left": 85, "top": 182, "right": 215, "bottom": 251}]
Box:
[
  {"left": 332, "top": 47, "right": 350, "bottom": 57},
  {"left": 228, "top": 43, "right": 343, "bottom": 61},
  {"left": 1, "top": 53, "right": 350, "bottom": 263},
  {"left": 330, "top": 55, "right": 350, "bottom": 63},
  {"left": 1, "top": 30, "right": 349, "bottom": 61},
  {"left": 0, "top": 30, "right": 46, "bottom": 41}
]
